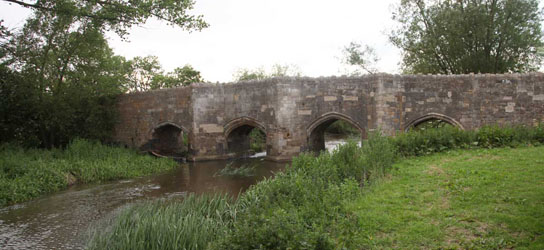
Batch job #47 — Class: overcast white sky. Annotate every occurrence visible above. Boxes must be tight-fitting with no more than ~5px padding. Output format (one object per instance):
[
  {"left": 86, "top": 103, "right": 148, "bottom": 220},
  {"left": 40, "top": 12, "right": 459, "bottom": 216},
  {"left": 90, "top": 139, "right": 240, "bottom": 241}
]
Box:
[{"left": 1, "top": 0, "right": 404, "bottom": 82}]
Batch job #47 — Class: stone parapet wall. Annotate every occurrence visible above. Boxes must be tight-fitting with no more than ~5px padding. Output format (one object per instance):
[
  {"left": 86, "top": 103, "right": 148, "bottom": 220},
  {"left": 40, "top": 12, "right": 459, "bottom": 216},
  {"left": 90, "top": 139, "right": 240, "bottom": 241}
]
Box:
[{"left": 113, "top": 73, "right": 544, "bottom": 161}]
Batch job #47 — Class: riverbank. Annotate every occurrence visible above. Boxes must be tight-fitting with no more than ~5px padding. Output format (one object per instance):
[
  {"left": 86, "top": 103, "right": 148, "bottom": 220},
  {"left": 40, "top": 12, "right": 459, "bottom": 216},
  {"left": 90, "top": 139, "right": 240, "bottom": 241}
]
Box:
[
  {"left": 0, "top": 139, "right": 178, "bottom": 206},
  {"left": 86, "top": 125, "right": 544, "bottom": 249}
]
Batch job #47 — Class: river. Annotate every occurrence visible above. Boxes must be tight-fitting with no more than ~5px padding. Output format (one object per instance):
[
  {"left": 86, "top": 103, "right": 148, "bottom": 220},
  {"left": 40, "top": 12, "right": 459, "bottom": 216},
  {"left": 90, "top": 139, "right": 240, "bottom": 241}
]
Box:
[{"left": 0, "top": 136, "right": 352, "bottom": 249}]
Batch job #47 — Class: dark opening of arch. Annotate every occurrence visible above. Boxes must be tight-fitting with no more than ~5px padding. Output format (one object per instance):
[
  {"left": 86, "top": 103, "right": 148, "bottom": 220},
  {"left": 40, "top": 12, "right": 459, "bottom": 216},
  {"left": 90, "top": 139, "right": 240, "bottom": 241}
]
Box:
[
  {"left": 309, "top": 119, "right": 361, "bottom": 153},
  {"left": 151, "top": 124, "right": 189, "bottom": 156},
  {"left": 227, "top": 125, "right": 266, "bottom": 157}
]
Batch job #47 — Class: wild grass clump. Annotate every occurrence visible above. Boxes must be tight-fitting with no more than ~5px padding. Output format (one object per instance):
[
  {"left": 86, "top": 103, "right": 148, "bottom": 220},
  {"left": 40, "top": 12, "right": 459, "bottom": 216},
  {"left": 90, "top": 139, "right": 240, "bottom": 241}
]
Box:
[
  {"left": 87, "top": 194, "right": 234, "bottom": 250},
  {"left": 214, "top": 162, "right": 256, "bottom": 177},
  {"left": 0, "top": 139, "right": 177, "bottom": 206}
]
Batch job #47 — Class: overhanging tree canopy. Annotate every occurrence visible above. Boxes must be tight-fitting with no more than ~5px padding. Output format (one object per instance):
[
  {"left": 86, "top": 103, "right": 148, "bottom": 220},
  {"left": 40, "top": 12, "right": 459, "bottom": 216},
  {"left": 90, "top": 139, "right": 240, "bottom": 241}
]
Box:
[{"left": 2, "top": 0, "right": 208, "bottom": 37}]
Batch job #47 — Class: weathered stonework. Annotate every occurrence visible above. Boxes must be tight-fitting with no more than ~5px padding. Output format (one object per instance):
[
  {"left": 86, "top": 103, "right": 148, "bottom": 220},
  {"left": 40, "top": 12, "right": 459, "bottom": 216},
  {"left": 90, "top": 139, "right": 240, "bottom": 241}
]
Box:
[{"left": 113, "top": 73, "right": 544, "bottom": 161}]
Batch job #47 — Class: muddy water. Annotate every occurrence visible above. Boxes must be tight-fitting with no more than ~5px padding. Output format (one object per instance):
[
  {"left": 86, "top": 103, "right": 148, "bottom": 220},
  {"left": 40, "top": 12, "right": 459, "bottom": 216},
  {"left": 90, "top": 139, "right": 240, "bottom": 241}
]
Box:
[{"left": 0, "top": 158, "right": 285, "bottom": 250}]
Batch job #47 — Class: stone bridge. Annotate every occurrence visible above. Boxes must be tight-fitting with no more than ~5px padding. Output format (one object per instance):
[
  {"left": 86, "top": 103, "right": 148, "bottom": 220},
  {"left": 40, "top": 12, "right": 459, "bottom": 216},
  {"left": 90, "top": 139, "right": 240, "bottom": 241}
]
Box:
[{"left": 113, "top": 73, "right": 544, "bottom": 161}]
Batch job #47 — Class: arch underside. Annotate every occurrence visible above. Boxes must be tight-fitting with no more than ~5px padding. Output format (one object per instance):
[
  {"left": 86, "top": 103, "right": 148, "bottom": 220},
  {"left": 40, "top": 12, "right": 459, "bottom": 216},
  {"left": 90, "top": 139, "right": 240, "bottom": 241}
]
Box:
[
  {"left": 150, "top": 122, "right": 189, "bottom": 155},
  {"left": 404, "top": 113, "right": 464, "bottom": 131},
  {"left": 224, "top": 117, "right": 267, "bottom": 157},
  {"left": 307, "top": 112, "right": 364, "bottom": 152}
]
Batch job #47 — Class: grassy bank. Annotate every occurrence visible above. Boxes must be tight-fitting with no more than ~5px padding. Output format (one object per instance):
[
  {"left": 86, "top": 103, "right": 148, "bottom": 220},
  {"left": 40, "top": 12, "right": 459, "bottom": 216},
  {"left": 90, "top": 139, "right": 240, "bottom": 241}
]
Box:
[
  {"left": 86, "top": 125, "right": 544, "bottom": 249},
  {"left": 0, "top": 139, "right": 177, "bottom": 206},
  {"left": 349, "top": 147, "right": 544, "bottom": 249}
]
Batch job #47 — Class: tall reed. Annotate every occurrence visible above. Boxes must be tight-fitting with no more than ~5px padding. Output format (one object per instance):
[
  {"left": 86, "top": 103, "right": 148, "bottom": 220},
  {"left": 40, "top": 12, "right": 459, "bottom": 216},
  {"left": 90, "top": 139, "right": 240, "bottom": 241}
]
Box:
[{"left": 86, "top": 194, "right": 235, "bottom": 250}]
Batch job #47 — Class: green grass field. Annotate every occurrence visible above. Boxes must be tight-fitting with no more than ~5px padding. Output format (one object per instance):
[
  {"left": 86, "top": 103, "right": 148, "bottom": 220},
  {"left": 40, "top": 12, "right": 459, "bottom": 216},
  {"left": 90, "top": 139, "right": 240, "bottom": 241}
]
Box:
[{"left": 349, "top": 146, "right": 544, "bottom": 249}]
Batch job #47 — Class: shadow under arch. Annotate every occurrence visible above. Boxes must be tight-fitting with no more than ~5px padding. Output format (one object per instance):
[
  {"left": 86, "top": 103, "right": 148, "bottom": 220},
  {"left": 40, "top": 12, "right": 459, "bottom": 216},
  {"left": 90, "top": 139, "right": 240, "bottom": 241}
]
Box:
[
  {"left": 404, "top": 113, "right": 465, "bottom": 132},
  {"left": 223, "top": 116, "right": 267, "bottom": 157},
  {"left": 306, "top": 112, "right": 365, "bottom": 153},
  {"left": 148, "top": 121, "right": 190, "bottom": 156}
]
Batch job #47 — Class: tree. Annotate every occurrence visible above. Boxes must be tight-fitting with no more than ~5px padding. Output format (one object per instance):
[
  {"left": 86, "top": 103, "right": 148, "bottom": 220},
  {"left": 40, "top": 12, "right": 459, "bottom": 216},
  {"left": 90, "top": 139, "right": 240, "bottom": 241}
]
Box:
[
  {"left": 153, "top": 65, "right": 204, "bottom": 89},
  {"left": 2, "top": 0, "right": 208, "bottom": 37},
  {"left": 126, "top": 56, "right": 162, "bottom": 92},
  {"left": 233, "top": 64, "right": 301, "bottom": 81},
  {"left": 126, "top": 57, "right": 203, "bottom": 92},
  {"left": 341, "top": 42, "right": 380, "bottom": 75},
  {"left": 0, "top": 0, "right": 207, "bottom": 147},
  {"left": 1, "top": 11, "right": 131, "bottom": 147},
  {"left": 390, "top": 0, "right": 543, "bottom": 74}
]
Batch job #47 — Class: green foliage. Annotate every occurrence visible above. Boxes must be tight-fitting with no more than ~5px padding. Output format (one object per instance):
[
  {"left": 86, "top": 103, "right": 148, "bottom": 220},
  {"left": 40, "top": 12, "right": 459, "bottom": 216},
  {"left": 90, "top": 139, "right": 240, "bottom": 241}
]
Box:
[
  {"left": 156, "top": 65, "right": 204, "bottom": 88},
  {"left": 125, "top": 56, "right": 203, "bottom": 92},
  {"left": 249, "top": 128, "right": 266, "bottom": 152},
  {"left": 390, "top": 0, "right": 543, "bottom": 74},
  {"left": 0, "top": 0, "right": 207, "bottom": 148},
  {"left": 3, "top": 0, "right": 208, "bottom": 37},
  {"left": 233, "top": 64, "right": 301, "bottom": 81},
  {"left": 341, "top": 42, "right": 380, "bottom": 75},
  {"left": 87, "top": 194, "right": 234, "bottom": 250},
  {"left": 125, "top": 55, "right": 163, "bottom": 92},
  {"left": 0, "top": 10, "right": 130, "bottom": 147},
  {"left": 0, "top": 139, "right": 177, "bottom": 206}
]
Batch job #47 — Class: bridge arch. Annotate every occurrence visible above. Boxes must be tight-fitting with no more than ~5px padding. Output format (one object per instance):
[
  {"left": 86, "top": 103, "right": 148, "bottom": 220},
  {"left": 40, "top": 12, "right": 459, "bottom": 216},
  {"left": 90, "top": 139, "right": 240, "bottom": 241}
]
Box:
[
  {"left": 149, "top": 122, "right": 190, "bottom": 156},
  {"left": 404, "top": 113, "right": 464, "bottom": 131},
  {"left": 306, "top": 112, "right": 365, "bottom": 152},
  {"left": 224, "top": 116, "right": 267, "bottom": 157}
]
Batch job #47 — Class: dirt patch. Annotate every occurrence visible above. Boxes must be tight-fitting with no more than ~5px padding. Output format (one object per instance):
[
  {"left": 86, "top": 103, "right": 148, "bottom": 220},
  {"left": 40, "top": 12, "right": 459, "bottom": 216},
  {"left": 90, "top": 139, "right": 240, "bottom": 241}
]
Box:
[
  {"left": 427, "top": 164, "right": 445, "bottom": 176},
  {"left": 445, "top": 221, "right": 490, "bottom": 247}
]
